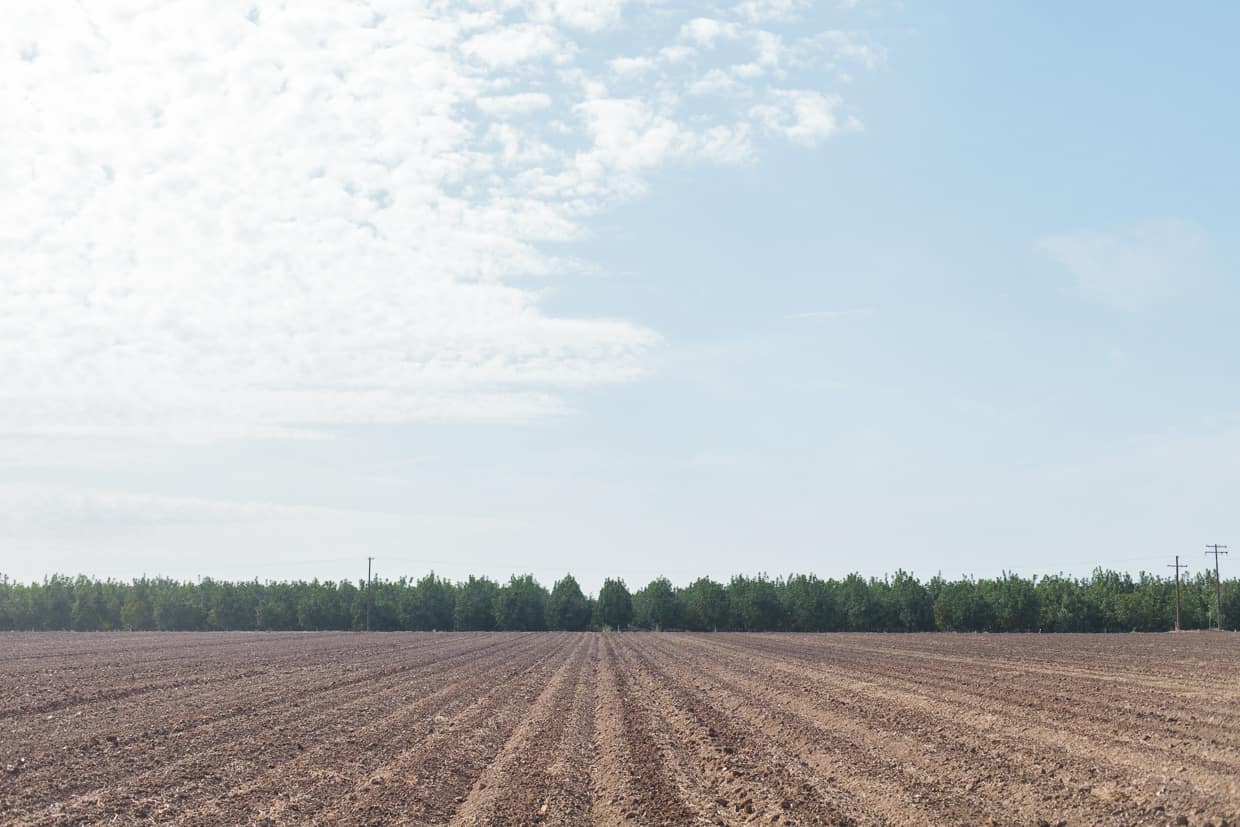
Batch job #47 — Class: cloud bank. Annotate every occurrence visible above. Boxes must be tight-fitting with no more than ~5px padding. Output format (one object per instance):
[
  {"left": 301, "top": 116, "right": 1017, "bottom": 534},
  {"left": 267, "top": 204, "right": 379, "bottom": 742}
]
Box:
[{"left": 1, "top": 0, "right": 877, "bottom": 439}]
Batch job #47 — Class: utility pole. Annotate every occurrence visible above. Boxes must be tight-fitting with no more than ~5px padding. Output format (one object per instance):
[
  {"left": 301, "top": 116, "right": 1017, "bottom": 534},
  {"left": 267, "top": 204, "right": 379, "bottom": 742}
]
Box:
[
  {"left": 1167, "top": 556, "right": 1188, "bottom": 632},
  {"left": 1205, "top": 544, "right": 1228, "bottom": 630},
  {"left": 366, "top": 556, "right": 374, "bottom": 632}
]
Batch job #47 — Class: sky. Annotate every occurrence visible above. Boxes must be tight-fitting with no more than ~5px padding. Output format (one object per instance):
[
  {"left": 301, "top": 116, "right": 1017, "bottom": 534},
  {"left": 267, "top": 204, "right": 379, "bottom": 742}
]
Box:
[{"left": 2, "top": 1, "right": 1238, "bottom": 592}]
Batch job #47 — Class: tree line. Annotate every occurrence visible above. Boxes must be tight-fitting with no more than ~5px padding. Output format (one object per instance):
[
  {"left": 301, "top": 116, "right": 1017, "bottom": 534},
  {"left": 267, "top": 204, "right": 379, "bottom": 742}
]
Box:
[{"left": 1, "top": 568, "right": 1236, "bottom": 633}]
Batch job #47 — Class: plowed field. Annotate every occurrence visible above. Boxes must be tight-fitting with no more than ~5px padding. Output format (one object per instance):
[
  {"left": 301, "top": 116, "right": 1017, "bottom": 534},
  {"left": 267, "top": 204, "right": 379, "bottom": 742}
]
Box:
[{"left": 1, "top": 632, "right": 1237, "bottom": 826}]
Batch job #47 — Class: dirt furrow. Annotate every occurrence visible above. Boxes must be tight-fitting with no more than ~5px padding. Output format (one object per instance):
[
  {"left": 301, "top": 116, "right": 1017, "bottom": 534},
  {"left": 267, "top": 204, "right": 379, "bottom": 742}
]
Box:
[
  {"left": 707, "top": 634, "right": 1240, "bottom": 793},
  {"left": 0, "top": 633, "right": 467, "bottom": 718},
  {"left": 0, "top": 632, "right": 342, "bottom": 669},
  {"left": 2, "top": 631, "right": 1238, "bottom": 826},
  {"left": 615, "top": 635, "right": 864, "bottom": 826},
  {"left": 188, "top": 635, "right": 558, "bottom": 825},
  {"left": 2, "top": 635, "right": 514, "bottom": 805},
  {"left": 4, "top": 634, "right": 542, "bottom": 824},
  {"left": 647, "top": 634, "right": 1123, "bottom": 825},
  {"left": 450, "top": 634, "right": 597, "bottom": 826},
  {"left": 310, "top": 634, "right": 577, "bottom": 826},
  {"left": 658, "top": 634, "right": 1237, "bottom": 825},
  {"left": 587, "top": 635, "right": 699, "bottom": 826},
  {"left": 738, "top": 634, "right": 1240, "bottom": 737}
]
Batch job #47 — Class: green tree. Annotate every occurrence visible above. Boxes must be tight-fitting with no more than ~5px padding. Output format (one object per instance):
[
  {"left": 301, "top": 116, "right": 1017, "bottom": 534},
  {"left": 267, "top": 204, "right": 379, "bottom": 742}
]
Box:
[
  {"left": 884, "top": 570, "right": 934, "bottom": 632},
  {"left": 255, "top": 582, "right": 299, "bottom": 631},
  {"left": 120, "top": 579, "right": 155, "bottom": 631},
  {"left": 0, "top": 575, "right": 17, "bottom": 630},
  {"left": 494, "top": 574, "right": 548, "bottom": 631},
  {"left": 728, "top": 574, "right": 783, "bottom": 631},
  {"left": 36, "top": 575, "right": 75, "bottom": 630},
  {"left": 1086, "top": 569, "right": 1136, "bottom": 631},
  {"left": 682, "top": 577, "right": 729, "bottom": 631},
  {"left": 595, "top": 578, "right": 633, "bottom": 630},
  {"left": 981, "top": 572, "right": 1040, "bottom": 632},
  {"left": 633, "top": 577, "right": 680, "bottom": 630},
  {"left": 0, "top": 576, "right": 34, "bottom": 630},
  {"left": 4, "top": 568, "right": 1235, "bottom": 634},
  {"left": 837, "top": 573, "right": 878, "bottom": 631},
  {"left": 1219, "top": 579, "right": 1240, "bottom": 631},
  {"left": 454, "top": 576, "right": 499, "bottom": 631},
  {"left": 1035, "top": 574, "right": 1096, "bottom": 632},
  {"left": 781, "top": 574, "right": 835, "bottom": 632},
  {"left": 206, "top": 579, "right": 258, "bottom": 630},
  {"left": 546, "top": 574, "right": 591, "bottom": 631},
  {"left": 368, "top": 579, "right": 403, "bottom": 631},
  {"left": 398, "top": 572, "right": 456, "bottom": 630},
  {"left": 153, "top": 580, "right": 207, "bottom": 631},
  {"left": 71, "top": 576, "right": 105, "bottom": 631},
  {"left": 933, "top": 578, "right": 994, "bottom": 631},
  {"left": 295, "top": 580, "right": 353, "bottom": 631}
]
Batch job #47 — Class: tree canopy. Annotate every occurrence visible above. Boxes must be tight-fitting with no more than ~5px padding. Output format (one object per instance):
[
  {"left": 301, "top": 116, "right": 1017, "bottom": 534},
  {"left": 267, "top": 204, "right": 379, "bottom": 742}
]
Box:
[
  {"left": 1, "top": 568, "right": 1235, "bottom": 633},
  {"left": 493, "top": 574, "right": 548, "bottom": 632},
  {"left": 546, "top": 574, "right": 592, "bottom": 631},
  {"left": 595, "top": 578, "right": 634, "bottom": 630}
]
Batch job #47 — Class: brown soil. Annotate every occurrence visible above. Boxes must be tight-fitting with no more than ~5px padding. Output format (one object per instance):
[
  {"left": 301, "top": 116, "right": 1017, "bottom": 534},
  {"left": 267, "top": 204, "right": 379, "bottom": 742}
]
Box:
[{"left": 1, "top": 631, "right": 1237, "bottom": 825}]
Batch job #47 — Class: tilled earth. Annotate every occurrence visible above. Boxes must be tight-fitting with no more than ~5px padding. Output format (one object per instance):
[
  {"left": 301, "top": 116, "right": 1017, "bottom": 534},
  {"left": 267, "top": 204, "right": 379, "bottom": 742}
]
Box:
[{"left": 1, "top": 632, "right": 1237, "bottom": 826}]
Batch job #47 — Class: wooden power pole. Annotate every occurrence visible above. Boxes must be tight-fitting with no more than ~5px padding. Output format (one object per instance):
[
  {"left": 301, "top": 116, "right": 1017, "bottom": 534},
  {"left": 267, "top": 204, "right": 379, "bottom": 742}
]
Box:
[
  {"left": 1167, "top": 556, "right": 1188, "bottom": 632},
  {"left": 1205, "top": 544, "right": 1228, "bottom": 630}
]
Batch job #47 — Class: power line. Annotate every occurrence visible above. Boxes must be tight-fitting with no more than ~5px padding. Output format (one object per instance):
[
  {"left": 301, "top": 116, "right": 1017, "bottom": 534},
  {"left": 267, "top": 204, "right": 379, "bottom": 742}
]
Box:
[
  {"left": 1205, "top": 544, "right": 1229, "bottom": 630},
  {"left": 1167, "top": 555, "right": 1189, "bottom": 632}
]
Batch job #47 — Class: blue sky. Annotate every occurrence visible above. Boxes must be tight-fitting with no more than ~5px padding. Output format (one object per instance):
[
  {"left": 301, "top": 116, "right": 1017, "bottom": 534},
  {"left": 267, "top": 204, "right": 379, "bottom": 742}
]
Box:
[{"left": 2, "top": 1, "right": 1237, "bottom": 591}]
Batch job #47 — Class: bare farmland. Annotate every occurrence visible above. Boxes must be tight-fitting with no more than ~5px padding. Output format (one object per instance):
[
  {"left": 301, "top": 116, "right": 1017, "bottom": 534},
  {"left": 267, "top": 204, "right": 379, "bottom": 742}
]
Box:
[{"left": 1, "top": 632, "right": 1237, "bottom": 825}]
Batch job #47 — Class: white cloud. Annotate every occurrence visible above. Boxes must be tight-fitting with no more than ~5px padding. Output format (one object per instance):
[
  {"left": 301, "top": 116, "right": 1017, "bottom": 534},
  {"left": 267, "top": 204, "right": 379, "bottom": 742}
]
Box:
[
  {"left": 608, "top": 55, "right": 657, "bottom": 76},
  {"left": 751, "top": 89, "right": 843, "bottom": 144},
  {"left": 1037, "top": 219, "right": 1209, "bottom": 310},
  {"left": 688, "top": 68, "right": 742, "bottom": 96},
  {"left": 460, "top": 23, "right": 565, "bottom": 67},
  {"left": 485, "top": 122, "right": 559, "bottom": 165},
  {"left": 731, "top": 62, "right": 765, "bottom": 79},
  {"left": 1, "top": 0, "right": 874, "bottom": 441},
  {"left": 679, "top": 18, "right": 742, "bottom": 48},
  {"left": 753, "top": 31, "right": 785, "bottom": 67},
  {"left": 659, "top": 44, "right": 697, "bottom": 63},
  {"left": 733, "top": 0, "right": 809, "bottom": 23},
  {"left": 518, "top": 0, "right": 629, "bottom": 32},
  {"left": 811, "top": 30, "right": 887, "bottom": 71},
  {"left": 574, "top": 97, "right": 688, "bottom": 176},
  {"left": 476, "top": 92, "right": 554, "bottom": 115},
  {"left": 695, "top": 124, "right": 754, "bottom": 164}
]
